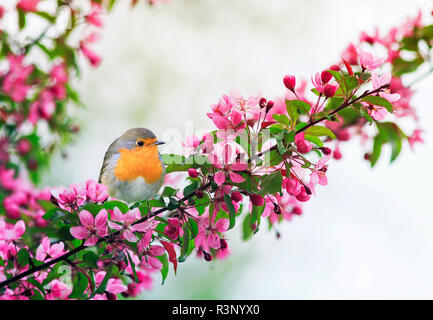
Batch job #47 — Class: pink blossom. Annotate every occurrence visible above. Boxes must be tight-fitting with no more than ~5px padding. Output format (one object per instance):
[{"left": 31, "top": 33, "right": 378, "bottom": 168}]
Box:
[
  {"left": 283, "top": 177, "right": 302, "bottom": 196},
  {"left": 36, "top": 237, "right": 66, "bottom": 261},
  {"left": 70, "top": 209, "right": 108, "bottom": 246},
  {"left": 208, "top": 142, "right": 247, "bottom": 186},
  {"left": 2, "top": 55, "right": 34, "bottom": 102},
  {"left": 108, "top": 208, "right": 156, "bottom": 242},
  {"left": 163, "top": 217, "right": 183, "bottom": 241},
  {"left": 140, "top": 245, "right": 165, "bottom": 271},
  {"left": 295, "top": 133, "right": 312, "bottom": 153},
  {"left": 80, "top": 45, "right": 101, "bottom": 67},
  {"left": 95, "top": 272, "right": 127, "bottom": 294},
  {"left": 53, "top": 183, "right": 86, "bottom": 210},
  {"left": 49, "top": 280, "right": 72, "bottom": 299},
  {"left": 50, "top": 63, "right": 68, "bottom": 84},
  {"left": 86, "top": 4, "right": 103, "bottom": 27},
  {"left": 0, "top": 220, "right": 25, "bottom": 241},
  {"left": 309, "top": 155, "right": 331, "bottom": 195},
  {"left": 358, "top": 50, "right": 385, "bottom": 70},
  {"left": 408, "top": 129, "right": 423, "bottom": 150},
  {"left": 85, "top": 180, "right": 109, "bottom": 203},
  {"left": 16, "top": 0, "right": 39, "bottom": 12},
  {"left": 195, "top": 213, "right": 229, "bottom": 253}
]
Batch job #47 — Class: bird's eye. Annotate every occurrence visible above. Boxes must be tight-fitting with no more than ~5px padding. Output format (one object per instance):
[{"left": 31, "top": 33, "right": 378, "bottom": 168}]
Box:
[{"left": 136, "top": 140, "right": 144, "bottom": 147}]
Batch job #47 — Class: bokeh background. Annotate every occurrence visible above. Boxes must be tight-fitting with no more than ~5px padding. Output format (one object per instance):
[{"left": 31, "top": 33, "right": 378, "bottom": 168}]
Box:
[{"left": 41, "top": 0, "right": 433, "bottom": 299}]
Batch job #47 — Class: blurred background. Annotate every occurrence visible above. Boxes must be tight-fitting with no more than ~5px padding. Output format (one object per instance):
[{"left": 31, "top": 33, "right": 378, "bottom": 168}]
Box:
[{"left": 41, "top": 0, "right": 433, "bottom": 299}]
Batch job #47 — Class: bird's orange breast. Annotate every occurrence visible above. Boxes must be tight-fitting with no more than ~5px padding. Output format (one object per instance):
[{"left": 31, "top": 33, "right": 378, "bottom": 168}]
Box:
[{"left": 113, "top": 146, "right": 163, "bottom": 184}]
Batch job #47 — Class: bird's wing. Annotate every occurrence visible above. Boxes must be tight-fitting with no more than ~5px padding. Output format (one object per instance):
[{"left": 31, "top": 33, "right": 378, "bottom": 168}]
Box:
[{"left": 98, "top": 139, "right": 118, "bottom": 183}]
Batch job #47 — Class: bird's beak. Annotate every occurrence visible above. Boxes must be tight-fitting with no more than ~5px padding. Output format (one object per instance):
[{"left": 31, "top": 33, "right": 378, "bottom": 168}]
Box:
[{"left": 153, "top": 140, "right": 165, "bottom": 146}]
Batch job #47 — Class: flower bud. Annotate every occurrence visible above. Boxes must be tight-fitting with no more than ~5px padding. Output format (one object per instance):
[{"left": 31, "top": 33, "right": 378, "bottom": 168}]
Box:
[
  {"left": 203, "top": 251, "right": 213, "bottom": 262},
  {"left": 333, "top": 148, "right": 342, "bottom": 160},
  {"left": 106, "top": 292, "right": 117, "bottom": 300},
  {"left": 16, "top": 139, "right": 31, "bottom": 156},
  {"left": 321, "top": 147, "right": 332, "bottom": 155},
  {"left": 283, "top": 74, "right": 296, "bottom": 91},
  {"left": 249, "top": 194, "right": 264, "bottom": 207},
  {"left": 273, "top": 203, "right": 281, "bottom": 215},
  {"left": 259, "top": 97, "right": 267, "bottom": 108},
  {"left": 336, "top": 129, "right": 350, "bottom": 141},
  {"left": 231, "top": 191, "right": 243, "bottom": 202},
  {"left": 321, "top": 70, "right": 332, "bottom": 84},
  {"left": 220, "top": 239, "right": 228, "bottom": 250},
  {"left": 324, "top": 84, "right": 338, "bottom": 98},
  {"left": 283, "top": 178, "right": 302, "bottom": 196},
  {"left": 329, "top": 64, "right": 340, "bottom": 71},
  {"left": 187, "top": 168, "right": 199, "bottom": 178},
  {"left": 27, "top": 158, "right": 38, "bottom": 171},
  {"left": 364, "top": 153, "right": 371, "bottom": 161},
  {"left": 292, "top": 206, "right": 303, "bottom": 215},
  {"left": 265, "top": 100, "right": 274, "bottom": 112},
  {"left": 195, "top": 190, "right": 204, "bottom": 198},
  {"left": 295, "top": 186, "right": 311, "bottom": 202}
]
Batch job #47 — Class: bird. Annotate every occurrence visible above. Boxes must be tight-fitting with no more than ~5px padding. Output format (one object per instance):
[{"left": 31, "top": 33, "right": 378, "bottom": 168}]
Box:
[{"left": 98, "top": 128, "right": 166, "bottom": 203}]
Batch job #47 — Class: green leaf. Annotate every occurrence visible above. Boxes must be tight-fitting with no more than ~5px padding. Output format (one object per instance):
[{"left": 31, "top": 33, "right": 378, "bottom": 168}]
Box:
[
  {"left": 304, "top": 134, "right": 323, "bottom": 147},
  {"left": 242, "top": 213, "right": 254, "bottom": 241},
  {"left": 103, "top": 200, "right": 129, "bottom": 213},
  {"left": 31, "top": 11, "right": 56, "bottom": 23},
  {"left": 94, "top": 264, "right": 113, "bottom": 294},
  {"left": 287, "top": 99, "right": 311, "bottom": 113},
  {"left": 18, "top": 9, "right": 26, "bottom": 29},
  {"left": 37, "top": 200, "right": 57, "bottom": 211},
  {"left": 178, "top": 225, "right": 190, "bottom": 263},
  {"left": 82, "top": 203, "right": 103, "bottom": 215},
  {"left": 285, "top": 100, "right": 300, "bottom": 127},
  {"left": 188, "top": 217, "right": 199, "bottom": 238},
  {"left": 362, "top": 96, "right": 393, "bottom": 113},
  {"left": 167, "top": 198, "right": 180, "bottom": 210},
  {"left": 183, "top": 181, "right": 199, "bottom": 198},
  {"left": 223, "top": 194, "right": 236, "bottom": 230},
  {"left": 17, "top": 248, "right": 30, "bottom": 266},
  {"left": 371, "top": 134, "right": 385, "bottom": 167},
  {"left": 304, "top": 126, "right": 336, "bottom": 139},
  {"left": 31, "top": 289, "right": 44, "bottom": 300},
  {"left": 69, "top": 272, "right": 88, "bottom": 299},
  {"left": 83, "top": 251, "right": 99, "bottom": 269},
  {"left": 156, "top": 254, "right": 169, "bottom": 284},
  {"left": 162, "top": 186, "right": 178, "bottom": 197},
  {"left": 126, "top": 250, "right": 138, "bottom": 283},
  {"left": 258, "top": 171, "right": 283, "bottom": 195},
  {"left": 272, "top": 114, "right": 291, "bottom": 127}
]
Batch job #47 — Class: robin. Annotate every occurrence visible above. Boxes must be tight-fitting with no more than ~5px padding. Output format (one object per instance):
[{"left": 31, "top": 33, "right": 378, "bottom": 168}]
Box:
[{"left": 98, "top": 128, "right": 166, "bottom": 203}]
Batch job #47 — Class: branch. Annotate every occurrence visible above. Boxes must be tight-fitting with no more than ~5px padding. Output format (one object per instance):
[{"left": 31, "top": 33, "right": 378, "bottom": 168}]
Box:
[
  {"left": 254, "top": 84, "right": 390, "bottom": 159},
  {"left": 0, "top": 180, "right": 213, "bottom": 289}
]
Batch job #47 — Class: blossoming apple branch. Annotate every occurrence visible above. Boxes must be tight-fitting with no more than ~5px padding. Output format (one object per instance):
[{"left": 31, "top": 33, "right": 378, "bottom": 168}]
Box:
[{"left": 0, "top": 1, "right": 429, "bottom": 300}]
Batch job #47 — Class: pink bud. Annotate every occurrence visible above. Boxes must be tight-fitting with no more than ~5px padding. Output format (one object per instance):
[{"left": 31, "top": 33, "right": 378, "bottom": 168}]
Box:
[
  {"left": 292, "top": 206, "right": 303, "bottom": 215},
  {"left": 187, "top": 168, "right": 198, "bottom": 178},
  {"left": 295, "top": 186, "right": 311, "bottom": 202},
  {"left": 283, "top": 178, "right": 301, "bottom": 196},
  {"left": 283, "top": 74, "right": 296, "bottom": 91},
  {"left": 333, "top": 148, "right": 342, "bottom": 160},
  {"left": 336, "top": 129, "right": 350, "bottom": 141},
  {"left": 203, "top": 251, "right": 213, "bottom": 262},
  {"left": 220, "top": 239, "right": 228, "bottom": 250},
  {"left": 16, "top": 139, "right": 31, "bottom": 156},
  {"left": 321, "top": 147, "right": 332, "bottom": 155},
  {"left": 230, "top": 191, "right": 243, "bottom": 202},
  {"left": 329, "top": 65, "right": 340, "bottom": 71},
  {"left": 321, "top": 70, "right": 332, "bottom": 84},
  {"left": 324, "top": 84, "right": 338, "bottom": 98},
  {"left": 259, "top": 98, "right": 267, "bottom": 108},
  {"left": 249, "top": 194, "right": 264, "bottom": 207}
]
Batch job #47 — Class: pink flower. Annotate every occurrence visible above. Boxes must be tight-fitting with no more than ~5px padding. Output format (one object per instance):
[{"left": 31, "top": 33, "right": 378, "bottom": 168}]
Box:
[
  {"left": 408, "top": 129, "right": 423, "bottom": 150},
  {"left": 140, "top": 245, "right": 165, "bottom": 271},
  {"left": 0, "top": 220, "right": 25, "bottom": 241},
  {"left": 49, "top": 280, "right": 72, "bottom": 299},
  {"left": 86, "top": 4, "right": 103, "bottom": 27},
  {"left": 85, "top": 180, "right": 109, "bottom": 203},
  {"left": 53, "top": 183, "right": 86, "bottom": 210},
  {"left": 108, "top": 208, "right": 155, "bottom": 242},
  {"left": 209, "top": 142, "right": 247, "bottom": 186},
  {"left": 283, "top": 177, "right": 302, "bottom": 196},
  {"left": 358, "top": 50, "right": 385, "bottom": 70},
  {"left": 50, "top": 63, "right": 68, "bottom": 84},
  {"left": 163, "top": 218, "right": 183, "bottom": 241},
  {"left": 36, "top": 237, "right": 66, "bottom": 261},
  {"left": 16, "top": 0, "right": 39, "bottom": 12},
  {"left": 2, "top": 55, "right": 34, "bottom": 102},
  {"left": 295, "top": 133, "right": 312, "bottom": 153},
  {"left": 80, "top": 45, "right": 101, "bottom": 67},
  {"left": 309, "top": 155, "right": 331, "bottom": 195},
  {"left": 95, "top": 271, "right": 127, "bottom": 294},
  {"left": 195, "top": 214, "right": 229, "bottom": 253},
  {"left": 70, "top": 209, "right": 108, "bottom": 246}
]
